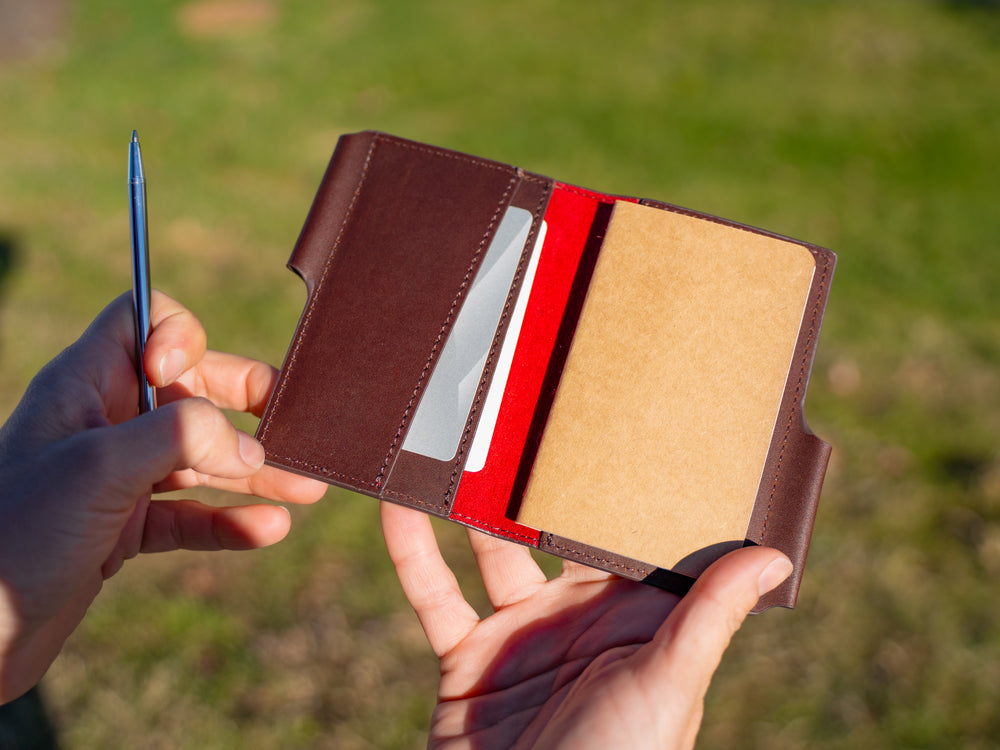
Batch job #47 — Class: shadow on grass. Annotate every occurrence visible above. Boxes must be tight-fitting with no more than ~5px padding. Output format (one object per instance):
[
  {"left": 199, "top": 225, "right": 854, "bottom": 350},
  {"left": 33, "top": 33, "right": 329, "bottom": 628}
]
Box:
[
  {"left": 0, "top": 233, "right": 15, "bottom": 274},
  {"left": 0, "top": 231, "right": 19, "bottom": 349},
  {"left": 0, "top": 687, "right": 60, "bottom": 750},
  {"left": 0, "top": 231, "right": 17, "bottom": 289}
]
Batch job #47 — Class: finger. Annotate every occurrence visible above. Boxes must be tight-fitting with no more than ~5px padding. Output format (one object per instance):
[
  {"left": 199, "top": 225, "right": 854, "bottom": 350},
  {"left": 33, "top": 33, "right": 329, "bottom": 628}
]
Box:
[
  {"left": 59, "top": 292, "right": 207, "bottom": 425},
  {"left": 154, "top": 464, "right": 328, "bottom": 505},
  {"left": 71, "top": 397, "right": 267, "bottom": 516},
  {"left": 78, "top": 293, "right": 276, "bottom": 419},
  {"left": 558, "top": 557, "right": 618, "bottom": 584},
  {"left": 157, "top": 350, "right": 279, "bottom": 416},
  {"left": 81, "top": 291, "right": 206, "bottom": 387},
  {"left": 101, "top": 500, "right": 292, "bottom": 578},
  {"left": 143, "top": 290, "right": 208, "bottom": 388},
  {"left": 466, "top": 528, "right": 547, "bottom": 610},
  {"left": 642, "top": 547, "right": 792, "bottom": 729},
  {"left": 141, "top": 500, "right": 291, "bottom": 552},
  {"left": 147, "top": 396, "right": 265, "bottom": 479},
  {"left": 380, "top": 501, "right": 479, "bottom": 657}
]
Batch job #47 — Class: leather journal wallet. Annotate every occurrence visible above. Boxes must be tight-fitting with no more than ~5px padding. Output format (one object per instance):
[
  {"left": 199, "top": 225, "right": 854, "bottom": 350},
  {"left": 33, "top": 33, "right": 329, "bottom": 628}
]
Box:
[{"left": 256, "top": 131, "right": 836, "bottom": 612}]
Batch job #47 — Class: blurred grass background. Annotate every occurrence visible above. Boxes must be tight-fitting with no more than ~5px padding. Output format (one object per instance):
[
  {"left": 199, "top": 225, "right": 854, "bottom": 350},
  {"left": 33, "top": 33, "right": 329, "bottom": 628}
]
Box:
[{"left": 0, "top": 0, "right": 998, "bottom": 748}]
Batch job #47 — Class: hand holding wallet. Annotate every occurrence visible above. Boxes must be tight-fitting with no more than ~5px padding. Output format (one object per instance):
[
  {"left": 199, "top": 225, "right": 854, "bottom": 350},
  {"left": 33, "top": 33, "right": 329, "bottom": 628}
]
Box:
[{"left": 256, "top": 131, "right": 835, "bottom": 612}]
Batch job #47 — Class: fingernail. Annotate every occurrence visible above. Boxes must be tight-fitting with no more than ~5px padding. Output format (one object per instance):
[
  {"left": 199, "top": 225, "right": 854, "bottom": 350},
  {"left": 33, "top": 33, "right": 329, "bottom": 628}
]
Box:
[
  {"left": 238, "top": 432, "right": 266, "bottom": 469},
  {"left": 158, "top": 348, "right": 187, "bottom": 385},
  {"left": 757, "top": 557, "right": 794, "bottom": 596}
]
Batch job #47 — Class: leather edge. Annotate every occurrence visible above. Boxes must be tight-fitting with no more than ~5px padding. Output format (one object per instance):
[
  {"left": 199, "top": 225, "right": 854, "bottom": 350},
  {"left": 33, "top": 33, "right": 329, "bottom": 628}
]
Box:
[
  {"left": 746, "top": 245, "right": 837, "bottom": 610},
  {"left": 286, "top": 131, "right": 379, "bottom": 296}
]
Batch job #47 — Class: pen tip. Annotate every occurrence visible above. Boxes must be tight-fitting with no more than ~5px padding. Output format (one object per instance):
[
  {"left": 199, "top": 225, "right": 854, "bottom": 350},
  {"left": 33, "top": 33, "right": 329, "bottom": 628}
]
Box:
[{"left": 131, "top": 129, "right": 138, "bottom": 142}]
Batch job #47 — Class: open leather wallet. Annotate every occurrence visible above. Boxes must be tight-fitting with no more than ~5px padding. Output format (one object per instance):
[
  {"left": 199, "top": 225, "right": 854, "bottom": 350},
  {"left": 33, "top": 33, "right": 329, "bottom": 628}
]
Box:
[{"left": 255, "top": 131, "right": 836, "bottom": 612}]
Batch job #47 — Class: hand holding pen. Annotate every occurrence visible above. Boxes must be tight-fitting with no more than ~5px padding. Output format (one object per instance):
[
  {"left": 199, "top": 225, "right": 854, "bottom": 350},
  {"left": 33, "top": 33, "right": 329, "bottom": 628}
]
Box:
[{"left": 0, "top": 142, "right": 330, "bottom": 702}]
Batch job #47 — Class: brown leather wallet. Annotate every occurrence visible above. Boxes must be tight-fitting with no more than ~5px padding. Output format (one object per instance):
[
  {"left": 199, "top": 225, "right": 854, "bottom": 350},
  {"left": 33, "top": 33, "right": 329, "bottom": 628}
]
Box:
[{"left": 256, "top": 131, "right": 836, "bottom": 612}]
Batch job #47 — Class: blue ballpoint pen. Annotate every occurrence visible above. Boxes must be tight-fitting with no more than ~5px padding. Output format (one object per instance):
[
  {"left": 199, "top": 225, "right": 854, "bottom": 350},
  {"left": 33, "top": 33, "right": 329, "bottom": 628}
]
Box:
[{"left": 129, "top": 130, "right": 156, "bottom": 413}]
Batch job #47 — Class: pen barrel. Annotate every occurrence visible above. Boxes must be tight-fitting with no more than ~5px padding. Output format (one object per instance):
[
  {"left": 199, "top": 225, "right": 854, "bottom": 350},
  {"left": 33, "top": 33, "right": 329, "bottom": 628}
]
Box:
[{"left": 129, "top": 152, "right": 155, "bottom": 413}]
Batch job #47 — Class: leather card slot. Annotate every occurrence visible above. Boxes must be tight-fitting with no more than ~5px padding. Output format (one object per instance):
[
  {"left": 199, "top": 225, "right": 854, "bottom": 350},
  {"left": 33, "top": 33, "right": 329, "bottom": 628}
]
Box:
[{"left": 382, "top": 174, "right": 552, "bottom": 514}]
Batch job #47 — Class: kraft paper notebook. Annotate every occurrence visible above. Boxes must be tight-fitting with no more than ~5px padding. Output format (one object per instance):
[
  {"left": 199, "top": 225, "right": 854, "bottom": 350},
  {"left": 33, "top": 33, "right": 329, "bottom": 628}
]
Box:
[{"left": 256, "top": 131, "right": 836, "bottom": 612}]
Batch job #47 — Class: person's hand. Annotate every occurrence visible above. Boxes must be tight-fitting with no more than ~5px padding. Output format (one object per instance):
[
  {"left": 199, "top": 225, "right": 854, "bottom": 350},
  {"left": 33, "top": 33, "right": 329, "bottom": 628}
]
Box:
[
  {"left": 0, "top": 292, "right": 326, "bottom": 703},
  {"left": 381, "top": 501, "right": 792, "bottom": 750}
]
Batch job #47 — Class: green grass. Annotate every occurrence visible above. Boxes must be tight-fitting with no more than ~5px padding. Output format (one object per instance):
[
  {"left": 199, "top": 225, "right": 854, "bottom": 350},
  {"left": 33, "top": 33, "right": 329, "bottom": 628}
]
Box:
[{"left": 1, "top": 0, "right": 999, "bottom": 747}]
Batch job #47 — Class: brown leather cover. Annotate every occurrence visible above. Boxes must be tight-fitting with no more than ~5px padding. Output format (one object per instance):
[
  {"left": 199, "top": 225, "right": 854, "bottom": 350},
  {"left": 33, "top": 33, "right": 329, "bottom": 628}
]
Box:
[{"left": 257, "top": 131, "right": 836, "bottom": 612}]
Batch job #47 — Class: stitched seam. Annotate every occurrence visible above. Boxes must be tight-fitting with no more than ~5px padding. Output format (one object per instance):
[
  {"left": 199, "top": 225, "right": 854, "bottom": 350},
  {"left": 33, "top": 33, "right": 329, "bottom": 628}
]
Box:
[
  {"left": 758, "top": 251, "right": 831, "bottom": 542},
  {"left": 382, "top": 488, "right": 449, "bottom": 511},
  {"left": 268, "top": 453, "right": 379, "bottom": 489},
  {"left": 374, "top": 172, "right": 519, "bottom": 490},
  {"left": 519, "top": 172, "right": 550, "bottom": 186},
  {"left": 381, "top": 135, "right": 514, "bottom": 173},
  {"left": 438, "top": 181, "right": 552, "bottom": 508},
  {"left": 448, "top": 512, "right": 540, "bottom": 543},
  {"left": 542, "top": 536, "right": 646, "bottom": 575},
  {"left": 552, "top": 182, "right": 621, "bottom": 202},
  {"left": 556, "top": 180, "right": 815, "bottom": 252}
]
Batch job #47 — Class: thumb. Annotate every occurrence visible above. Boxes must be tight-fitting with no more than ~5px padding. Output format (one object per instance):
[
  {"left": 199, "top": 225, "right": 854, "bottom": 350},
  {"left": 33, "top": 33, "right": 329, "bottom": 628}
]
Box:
[
  {"left": 654, "top": 546, "right": 792, "bottom": 674},
  {"left": 61, "top": 396, "right": 265, "bottom": 515},
  {"left": 643, "top": 547, "right": 793, "bottom": 744}
]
